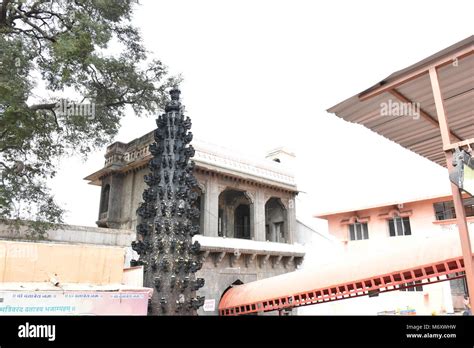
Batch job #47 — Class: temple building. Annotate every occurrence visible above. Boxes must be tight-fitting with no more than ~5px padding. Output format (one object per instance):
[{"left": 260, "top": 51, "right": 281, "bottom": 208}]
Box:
[{"left": 84, "top": 132, "right": 306, "bottom": 315}]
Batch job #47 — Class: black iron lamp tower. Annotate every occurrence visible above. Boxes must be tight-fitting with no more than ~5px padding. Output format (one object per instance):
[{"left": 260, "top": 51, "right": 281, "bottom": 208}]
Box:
[{"left": 131, "top": 87, "right": 205, "bottom": 315}]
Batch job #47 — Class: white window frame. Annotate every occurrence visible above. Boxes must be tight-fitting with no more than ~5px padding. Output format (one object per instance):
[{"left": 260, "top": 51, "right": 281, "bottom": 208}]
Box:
[
  {"left": 349, "top": 222, "right": 369, "bottom": 241},
  {"left": 388, "top": 216, "right": 411, "bottom": 237}
]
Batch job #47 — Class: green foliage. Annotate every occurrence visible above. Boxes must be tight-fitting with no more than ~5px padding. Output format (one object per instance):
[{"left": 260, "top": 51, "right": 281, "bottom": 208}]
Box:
[{"left": 0, "top": 0, "right": 178, "bottom": 226}]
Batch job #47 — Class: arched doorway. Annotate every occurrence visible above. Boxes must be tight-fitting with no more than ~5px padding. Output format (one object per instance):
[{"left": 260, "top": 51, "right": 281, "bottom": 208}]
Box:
[
  {"left": 265, "top": 197, "right": 288, "bottom": 243},
  {"left": 220, "top": 279, "right": 244, "bottom": 301},
  {"left": 220, "top": 279, "right": 244, "bottom": 311},
  {"left": 218, "top": 189, "right": 253, "bottom": 239}
]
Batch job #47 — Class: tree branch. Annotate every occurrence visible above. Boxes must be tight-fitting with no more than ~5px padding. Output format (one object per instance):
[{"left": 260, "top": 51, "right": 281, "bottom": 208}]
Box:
[
  {"left": 11, "top": 5, "right": 56, "bottom": 42},
  {"left": 28, "top": 102, "right": 61, "bottom": 129},
  {"left": 29, "top": 102, "right": 57, "bottom": 111},
  {"left": 0, "top": 0, "right": 10, "bottom": 26}
]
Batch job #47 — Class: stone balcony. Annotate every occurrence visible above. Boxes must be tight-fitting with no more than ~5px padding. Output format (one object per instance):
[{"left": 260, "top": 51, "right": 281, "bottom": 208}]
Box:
[{"left": 194, "top": 235, "right": 305, "bottom": 269}]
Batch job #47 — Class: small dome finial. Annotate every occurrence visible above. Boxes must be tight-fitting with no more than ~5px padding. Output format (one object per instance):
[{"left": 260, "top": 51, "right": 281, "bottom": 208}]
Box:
[
  {"left": 165, "top": 86, "right": 182, "bottom": 112},
  {"left": 169, "top": 87, "right": 181, "bottom": 101}
]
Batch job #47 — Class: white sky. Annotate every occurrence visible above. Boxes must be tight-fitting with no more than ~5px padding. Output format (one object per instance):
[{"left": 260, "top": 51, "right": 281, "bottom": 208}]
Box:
[{"left": 50, "top": 0, "right": 474, "bottom": 231}]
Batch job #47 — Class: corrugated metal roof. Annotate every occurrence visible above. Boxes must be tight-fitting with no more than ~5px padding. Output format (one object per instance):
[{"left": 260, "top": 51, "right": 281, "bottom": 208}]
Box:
[{"left": 327, "top": 36, "right": 474, "bottom": 168}]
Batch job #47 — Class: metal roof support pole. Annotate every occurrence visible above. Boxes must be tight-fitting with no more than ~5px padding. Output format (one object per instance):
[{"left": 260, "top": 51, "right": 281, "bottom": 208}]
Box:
[{"left": 429, "top": 66, "right": 474, "bottom": 311}]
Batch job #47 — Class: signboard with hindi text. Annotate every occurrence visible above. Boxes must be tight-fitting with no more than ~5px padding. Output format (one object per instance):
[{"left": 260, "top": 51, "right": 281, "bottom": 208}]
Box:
[{"left": 0, "top": 289, "right": 151, "bottom": 316}]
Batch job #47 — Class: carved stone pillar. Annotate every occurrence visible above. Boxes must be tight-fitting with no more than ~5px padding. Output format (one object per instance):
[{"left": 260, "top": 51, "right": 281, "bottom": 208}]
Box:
[
  {"left": 253, "top": 190, "right": 266, "bottom": 241},
  {"left": 204, "top": 176, "right": 219, "bottom": 237},
  {"left": 286, "top": 195, "right": 296, "bottom": 244}
]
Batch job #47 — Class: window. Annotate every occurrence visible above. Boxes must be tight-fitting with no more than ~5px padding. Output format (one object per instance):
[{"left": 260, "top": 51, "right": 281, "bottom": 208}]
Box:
[
  {"left": 388, "top": 216, "right": 411, "bottom": 237},
  {"left": 434, "top": 197, "right": 474, "bottom": 220},
  {"left": 466, "top": 198, "right": 474, "bottom": 217},
  {"left": 348, "top": 222, "right": 369, "bottom": 241},
  {"left": 99, "top": 184, "right": 110, "bottom": 214},
  {"left": 400, "top": 281, "right": 423, "bottom": 292},
  {"left": 434, "top": 201, "right": 456, "bottom": 220}
]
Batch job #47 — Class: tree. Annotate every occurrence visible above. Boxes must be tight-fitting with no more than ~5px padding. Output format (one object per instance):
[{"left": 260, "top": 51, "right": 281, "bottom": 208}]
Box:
[
  {"left": 0, "top": 0, "right": 177, "bottom": 233},
  {"left": 132, "top": 87, "right": 205, "bottom": 315}
]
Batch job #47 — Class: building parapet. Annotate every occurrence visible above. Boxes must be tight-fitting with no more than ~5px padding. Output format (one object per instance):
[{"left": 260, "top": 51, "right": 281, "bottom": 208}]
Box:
[
  {"left": 85, "top": 132, "right": 297, "bottom": 191},
  {"left": 0, "top": 222, "right": 135, "bottom": 248}
]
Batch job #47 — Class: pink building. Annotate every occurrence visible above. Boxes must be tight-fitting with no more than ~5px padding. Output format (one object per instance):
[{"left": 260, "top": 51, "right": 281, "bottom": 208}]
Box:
[{"left": 314, "top": 194, "right": 474, "bottom": 313}]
